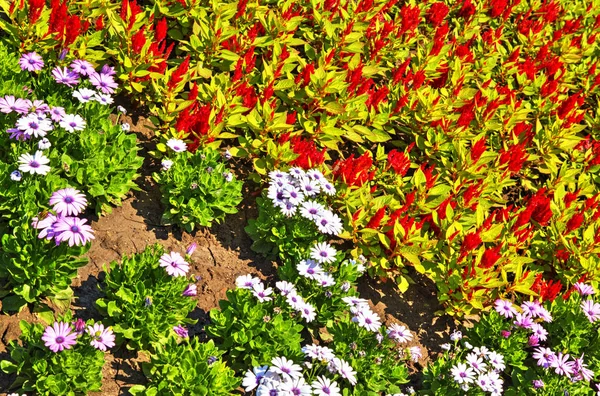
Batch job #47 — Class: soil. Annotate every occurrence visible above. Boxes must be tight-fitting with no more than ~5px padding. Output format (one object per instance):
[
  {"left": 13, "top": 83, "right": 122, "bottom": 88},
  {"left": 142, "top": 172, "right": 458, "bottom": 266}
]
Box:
[{"left": 0, "top": 115, "right": 457, "bottom": 395}]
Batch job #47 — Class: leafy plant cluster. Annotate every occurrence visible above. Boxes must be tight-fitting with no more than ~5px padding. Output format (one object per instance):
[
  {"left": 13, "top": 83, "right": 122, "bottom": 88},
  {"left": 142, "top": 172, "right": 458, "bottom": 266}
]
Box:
[
  {"left": 95, "top": 244, "right": 199, "bottom": 352},
  {"left": 153, "top": 146, "right": 243, "bottom": 231},
  {"left": 0, "top": 41, "right": 142, "bottom": 311},
  {"left": 422, "top": 284, "right": 600, "bottom": 395},
  {"left": 0, "top": 312, "right": 111, "bottom": 395}
]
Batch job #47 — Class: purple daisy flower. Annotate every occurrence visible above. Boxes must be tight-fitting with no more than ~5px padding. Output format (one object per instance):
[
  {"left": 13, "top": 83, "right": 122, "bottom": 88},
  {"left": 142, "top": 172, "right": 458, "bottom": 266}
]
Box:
[
  {"left": 581, "top": 299, "right": 600, "bottom": 323},
  {"left": 159, "top": 252, "right": 190, "bottom": 277},
  {"left": 16, "top": 113, "right": 53, "bottom": 138},
  {"left": 49, "top": 188, "right": 88, "bottom": 216},
  {"left": 42, "top": 322, "right": 78, "bottom": 352},
  {"left": 73, "top": 88, "right": 97, "bottom": 103},
  {"left": 87, "top": 323, "right": 115, "bottom": 351},
  {"left": 10, "top": 170, "right": 22, "bottom": 181},
  {"left": 252, "top": 282, "right": 273, "bottom": 302},
  {"left": 532, "top": 379, "right": 544, "bottom": 389},
  {"left": 53, "top": 217, "right": 95, "bottom": 246},
  {"left": 494, "top": 299, "right": 517, "bottom": 318},
  {"left": 574, "top": 282, "right": 595, "bottom": 296},
  {"left": 182, "top": 284, "right": 197, "bottom": 297},
  {"left": 8, "top": 127, "right": 32, "bottom": 141},
  {"left": 26, "top": 99, "right": 50, "bottom": 115},
  {"left": 100, "top": 64, "right": 116, "bottom": 76},
  {"left": 173, "top": 325, "right": 188, "bottom": 338},
  {"left": 70, "top": 59, "right": 95, "bottom": 76},
  {"left": 32, "top": 212, "right": 59, "bottom": 240},
  {"left": 0, "top": 95, "right": 29, "bottom": 114},
  {"left": 52, "top": 67, "right": 80, "bottom": 86},
  {"left": 387, "top": 323, "right": 413, "bottom": 343},
  {"left": 49, "top": 106, "right": 66, "bottom": 122},
  {"left": 533, "top": 347, "right": 556, "bottom": 368},
  {"left": 551, "top": 352, "right": 575, "bottom": 377},
  {"left": 89, "top": 72, "right": 118, "bottom": 94},
  {"left": 19, "top": 52, "right": 44, "bottom": 72}
]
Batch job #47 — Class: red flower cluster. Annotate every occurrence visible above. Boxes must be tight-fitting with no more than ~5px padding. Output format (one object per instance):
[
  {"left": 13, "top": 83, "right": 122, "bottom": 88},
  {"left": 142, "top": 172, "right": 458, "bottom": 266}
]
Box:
[
  {"left": 289, "top": 136, "right": 326, "bottom": 169},
  {"left": 532, "top": 274, "right": 562, "bottom": 302},
  {"left": 333, "top": 152, "right": 374, "bottom": 187}
]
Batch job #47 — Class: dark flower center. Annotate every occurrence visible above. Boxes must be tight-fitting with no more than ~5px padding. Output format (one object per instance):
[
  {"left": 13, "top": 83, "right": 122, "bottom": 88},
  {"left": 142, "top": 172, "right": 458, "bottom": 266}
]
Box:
[
  {"left": 29, "top": 122, "right": 38, "bottom": 129},
  {"left": 320, "top": 219, "right": 328, "bottom": 226},
  {"left": 64, "top": 196, "right": 74, "bottom": 204},
  {"left": 460, "top": 372, "right": 467, "bottom": 378},
  {"left": 69, "top": 122, "right": 76, "bottom": 128},
  {"left": 100, "top": 82, "right": 107, "bottom": 87},
  {"left": 309, "top": 208, "right": 318, "bottom": 214},
  {"left": 56, "top": 336, "right": 65, "bottom": 343},
  {"left": 320, "top": 251, "right": 328, "bottom": 257},
  {"left": 30, "top": 161, "right": 39, "bottom": 168},
  {"left": 323, "top": 387, "right": 330, "bottom": 394},
  {"left": 282, "top": 367, "right": 290, "bottom": 374},
  {"left": 70, "top": 225, "right": 80, "bottom": 233},
  {"left": 28, "top": 59, "right": 35, "bottom": 64}
]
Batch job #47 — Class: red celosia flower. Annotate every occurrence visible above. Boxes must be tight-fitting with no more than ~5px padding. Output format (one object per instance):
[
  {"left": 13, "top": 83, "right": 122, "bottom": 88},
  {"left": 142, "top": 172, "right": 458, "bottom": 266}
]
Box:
[
  {"left": 367, "top": 206, "right": 386, "bottom": 229},
  {"left": 28, "top": 0, "right": 45, "bottom": 24},
  {"left": 333, "top": 152, "right": 374, "bottom": 187},
  {"left": 289, "top": 136, "right": 326, "bottom": 169},
  {"left": 121, "top": 0, "right": 142, "bottom": 31},
  {"left": 295, "top": 63, "right": 315, "bottom": 87},
  {"left": 387, "top": 149, "right": 411, "bottom": 176},
  {"left": 131, "top": 27, "right": 146, "bottom": 54},
  {"left": 471, "top": 137, "right": 486, "bottom": 162},
  {"left": 155, "top": 17, "right": 168, "bottom": 43},
  {"left": 64, "top": 15, "right": 82, "bottom": 47},
  {"left": 499, "top": 142, "right": 528, "bottom": 173},
  {"left": 564, "top": 191, "right": 579, "bottom": 208},
  {"left": 529, "top": 188, "right": 553, "bottom": 226},
  {"left": 168, "top": 55, "right": 190, "bottom": 90},
  {"left": 458, "top": 0, "right": 476, "bottom": 19},
  {"left": 426, "top": 2, "right": 449, "bottom": 26},
  {"left": 513, "top": 206, "right": 533, "bottom": 230},
  {"left": 565, "top": 212, "right": 584, "bottom": 234},
  {"left": 48, "top": 0, "right": 67, "bottom": 38},
  {"left": 462, "top": 232, "right": 482, "bottom": 252},
  {"left": 95, "top": 16, "right": 104, "bottom": 31},
  {"left": 479, "top": 244, "right": 502, "bottom": 269},
  {"left": 532, "top": 274, "right": 562, "bottom": 302},
  {"left": 430, "top": 22, "right": 449, "bottom": 56},
  {"left": 555, "top": 249, "right": 570, "bottom": 262},
  {"left": 437, "top": 197, "right": 456, "bottom": 221},
  {"left": 397, "top": 5, "right": 421, "bottom": 37}
]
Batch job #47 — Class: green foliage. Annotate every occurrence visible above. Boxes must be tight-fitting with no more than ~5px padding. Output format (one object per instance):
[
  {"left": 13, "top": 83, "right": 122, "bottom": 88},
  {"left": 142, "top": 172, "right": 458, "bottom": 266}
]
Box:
[
  {"left": 153, "top": 147, "right": 243, "bottom": 231},
  {"left": 0, "top": 314, "right": 107, "bottom": 395},
  {"left": 245, "top": 196, "right": 324, "bottom": 261},
  {"left": 207, "top": 288, "right": 305, "bottom": 371},
  {"left": 130, "top": 338, "right": 239, "bottom": 396},
  {"left": 95, "top": 244, "right": 198, "bottom": 352}
]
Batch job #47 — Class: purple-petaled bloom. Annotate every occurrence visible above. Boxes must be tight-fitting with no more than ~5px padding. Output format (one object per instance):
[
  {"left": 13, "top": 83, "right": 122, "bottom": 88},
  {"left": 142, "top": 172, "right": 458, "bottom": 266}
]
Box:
[
  {"left": 581, "top": 299, "right": 600, "bottom": 323},
  {"left": 532, "top": 379, "right": 544, "bottom": 389},
  {"left": 32, "top": 213, "right": 59, "bottom": 240},
  {"left": 52, "top": 67, "right": 80, "bottom": 86},
  {"left": 49, "top": 106, "right": 66, "bottom": 122},
  {"left": 530, "top": 323, "right": 548, "bottom": 341},
  {"left": 494, "top": 299, "right": 517, "bottom": 318},
  {"left": 18, "top": 151, "right": 51, "bottom": 175},
  {"left": 42, "top": 322, "right": 78, "bottom": 352},
  {"left": 49, "top": 188, "right": 88, "bottom": 216},
  {"left": 528, "top": 335, "right": 540, "bottom": 347},
  {"left": 501, "top": 330, "right": 511, "bottom": 338},
  {"left": 70, "top": 59, "right": 95, "bottom": 76},
  {"left": 0, "top": 95, "right": 29, "bottom": 114},
  {"left": 10, "top": 170, "right": 22, "bottom": 181},
  {"left": 574, "top": 282, "right": 595, "bottom": 296},
  {"left": 159, "top": 252, "right": 190, "bottom": 277},
  {"left": 87, "top": 323, "right": 116, "bottom": 351},
  {"left": 16, "top": 113, "right": 53, "bottom": 138},
  {"left": 572, "top": 354, "right": 595, "bottom": 382},
  {"left": 89, "top": 72, "right": 118, "bottom": 94},
  {"left": 53, "top": 217, "right": 95, "bottom": 246},
  {"left": 533, "top": 347, "right": 556, "bottom": 368},
  {"left": 551, "top": 352, "right": 575, "bottom": 377},
  {"left": 182, "top": 284, "right": 197, "bottom": 297},
  {"left": 26, "top": 99, "right": 50, "bottom": 115},
  {"left": 173, "top": 325, "right": 188, "bottom": 338},
  {"left": 513, "top": 313, "right": 534, "bottom": 329},
  {"left": 186, "top": 242, "right": 197, "bottom": 256},
  {"left": 19, "top": 52, "right": 44, "bottom": 72},
  {"left": 100, "top": 64, "right": 116, "bottom": 76},
  {"left": 8, "top": 127, "right": 32, "bottom": 141},
  {"left": 73, "top": 318, "right": 86, "bottom": 334}
]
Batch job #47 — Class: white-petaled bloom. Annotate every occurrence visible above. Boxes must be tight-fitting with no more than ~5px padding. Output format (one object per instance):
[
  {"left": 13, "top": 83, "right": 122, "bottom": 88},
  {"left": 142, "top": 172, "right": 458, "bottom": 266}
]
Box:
[
  {"left": 300, "top": 200, "right": 325, "bottom": 221},
  {"left": 342, "top": 296, "right": 370, "bottom": 310},
  {"left": 451, "top": 362, "right": 476, "bottom": 384},
  {"left": 297, "top": 259, "right": 323, "bottom": 280},
  {"left": 352, "top": 310, "right": 382, "bottom": 332},
  {"left": 117, "top": 105, "right": 127, "bottom": 114},
  {"left": 73, "top": 88, "right": 97, "bottom": 103},
  {"left": 276, "top": 281, "right": 296, "bottom": 296},
  {"left": 409, "top": 346, "right": 423, "bottom": 362},
  {"left": 256, "top": 380, "right": 280, "bottom": 396},
  {"left": 269, "top": 170, "right": 289, "bottom": 183},
  {"left": 16, "top": 113, "right": 53, "bottom": 138},
  {"left": 267, "top": 185, "right": 285, "bottom": 202},
  {"left": 302, "top": 344, "right": 335, "bottom": 362},
  {"left": 38, "top": 137, "right": 51, "bottom": 150},
  {"left": 299, "top": 176, "right": 321, "bottom": 196},
  {"left": 10, "top": 170, "right": 22, "bottom": 181},
  {"left": 242, "top": 365, "right": 269, "bottom": 392},
  {"left": 59, "top": 114, "right": 86, "bottom": 133},
  {"left": 331, "top": 357, "right": 357, "bottom": 385},
  {"left": 312, "top": 375, "right": 341, "bottom": 396},
  {"left": 441, "top": 343, "right": 452, "bottom": 351},
  {"left": 486, "top": 351, "right": 506, "bottom": 372},
  {"left": 450, "top": 330, "right": 462, "bottom": 341},
  {"left": 315, "top": 272, "right": 335, "bottom": 288},
  {"left": 279, "top": 376, "right": 312, "bottom": 395},
  {"left": 306, "top": 169, "right": 324, "bottom": 182},
  {"left": 94, "top": 93, "right": 114, "bottom": 105},
  {"left": 166, "top": 138, "right": 187, "bottom": 152},
  {"left": 466, "top": 352, "right": 487, "bottom": 373},
  {"left": 387, "top": 323, "right": 413, "bottom": 343},
  {"left": 161, "top": 159, "right": 173, "bottom": 170},
  {"left": 530, "top": 323, "right": 548, "bottom": 341},
  {"left": 298, "top": 302, "right": 317, "bottom": 322},
  {"left": 18, "top": 151, "right": 51, "bottom": 175},
  {"left": 269, "top": 178, "right": 290, "bottom": 191},
  {"left": 315, "top": 210, "right": 343, "bottom": 235},
  {"left": 288, "top": 167, "right": 306, "bottom": 179},
  {"left": 286, "top": 292, "right": 305, "bottom": 310},
  {"left": 472, "top": 346, "right": 490, "bottom": 358},
  {"left": 252, "top": 282, "right": 273, "bottom": 302},
  {"left": 236, "top": 274, "right": 261, "bottom": 290},
  {"left": 574, "top": 282, "right": 595, "bottom": 296},
  {"left": 536, "top": 306, "right": 553, "bottom": 323},
  {"left": 310, "top": 242, "right": 337, "bottom": 264},
  {"left": 279, "top": 200, "right": 297, "bottom": 217},
  {"left": 270, "top": 356, "right": 303, "bottom": 380},
  {"left": 283, "top": 184, "right": 304, "bottom": 205},
  {"left": 320, "top": 180, "right": 336, "bottom": 196}
]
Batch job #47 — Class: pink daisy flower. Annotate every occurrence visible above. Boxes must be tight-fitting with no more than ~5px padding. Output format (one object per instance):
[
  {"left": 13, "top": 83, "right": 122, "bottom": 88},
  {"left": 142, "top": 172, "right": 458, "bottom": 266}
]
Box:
[
  {"left": 159, "top": 252, "right": 190, "bottom": 277},
  {"left": 49, "top": 188, "right": 88, "bottom": 216},
  {"left": 42, "top": 322, "right": 78, "bottom": 352},
  {"left": 87, "top": 323, "right": 115, "bottom": 351}
]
